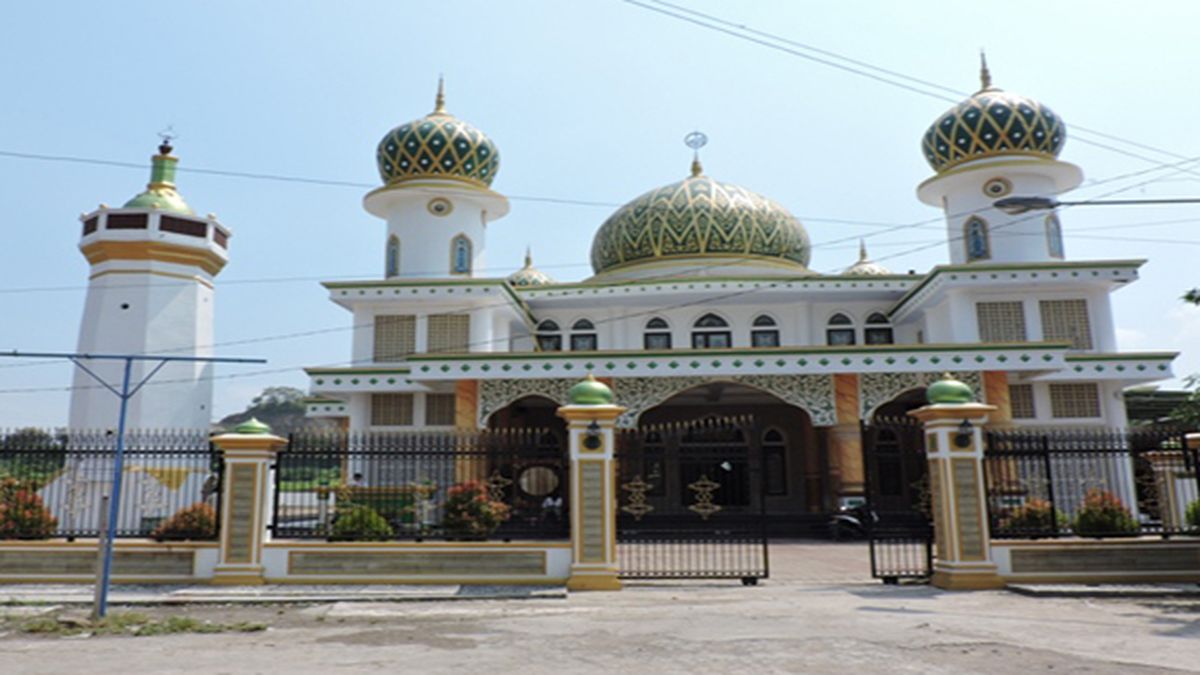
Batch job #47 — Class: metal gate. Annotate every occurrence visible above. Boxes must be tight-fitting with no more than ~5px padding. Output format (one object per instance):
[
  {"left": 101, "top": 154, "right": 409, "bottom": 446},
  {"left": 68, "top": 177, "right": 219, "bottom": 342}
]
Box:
[
  {"left": 615, "top": 416, "right": 768, "bottom": 584},
  {"left": 862, "top": 417, "right": 933, "bottom": 583}
]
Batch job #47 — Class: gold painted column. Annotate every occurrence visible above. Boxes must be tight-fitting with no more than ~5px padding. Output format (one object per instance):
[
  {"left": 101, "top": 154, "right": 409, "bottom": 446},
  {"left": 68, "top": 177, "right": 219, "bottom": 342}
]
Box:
[
  {"left": 981, "top": 371, "right": 1012, "bottom": 427},
  {"left": 210, "top": 418, "right": 287, "bottom": 586},
  {"left": 557, "top": 375, "right": 625, "bottom": 591},
  {"left": 908, "top": 376, "right": 1005, "bottom": 591},
  {"left": 830, "top": 373, "right": 863, "bottom": 502}
]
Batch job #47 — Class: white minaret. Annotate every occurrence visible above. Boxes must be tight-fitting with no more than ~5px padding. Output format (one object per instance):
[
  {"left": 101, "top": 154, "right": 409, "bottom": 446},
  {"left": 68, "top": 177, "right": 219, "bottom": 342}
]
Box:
[
  {"left": 917, "top": 56, "right": 1082, "bottom": 264},
  {"left": 69, "top": 140, "right": 231, "bottom": 431},
  {"left": 364, "top": 78, "right": 509, "bottom": 280}
]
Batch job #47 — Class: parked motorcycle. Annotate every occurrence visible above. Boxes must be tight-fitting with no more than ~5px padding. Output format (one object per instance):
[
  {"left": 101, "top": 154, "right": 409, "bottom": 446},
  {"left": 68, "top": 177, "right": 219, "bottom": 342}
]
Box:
[{"left": 828, "top": 503, "right": 876, "bottom": 540}]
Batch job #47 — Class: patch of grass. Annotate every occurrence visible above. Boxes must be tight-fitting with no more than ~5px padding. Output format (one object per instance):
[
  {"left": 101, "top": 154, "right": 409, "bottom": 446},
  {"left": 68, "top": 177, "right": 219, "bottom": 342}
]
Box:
[{"left": 14, "top": 611, "right": 268, "bottom": 638}]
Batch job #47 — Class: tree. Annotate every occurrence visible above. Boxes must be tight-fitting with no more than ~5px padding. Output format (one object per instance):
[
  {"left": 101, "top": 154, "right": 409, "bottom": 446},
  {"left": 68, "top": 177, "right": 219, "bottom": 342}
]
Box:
[
  {"left": 1185, "top": 289, "right": 1200, "bottom": 305},
  {"left": 1169, "top": 375, "right": 1200, "bottom": 429},
  {"left": 217, "top": 386, "right": 322, "bottom": 433}
]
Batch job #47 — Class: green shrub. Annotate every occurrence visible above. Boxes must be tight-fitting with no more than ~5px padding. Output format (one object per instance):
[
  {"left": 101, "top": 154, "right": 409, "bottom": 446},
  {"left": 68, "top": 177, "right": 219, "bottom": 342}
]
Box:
[
  {"left": 1072, "top": 489, "right": 1138, "bottom": 537},
  {"left": 442, "top": 480, "right": 510, "bottom": 538},
  {"left": 999, "top": 498, "right": 1068, "bottom": 535},
  {"left": 1186, "top": 499, "right": 1200, "bottom": 531},
  {"left": 331, "top": 505, "right": 393, "bottom": 541},
  {"left": 0, "top": 477, "right": 57, "bottom": 539},
  {"left": 151, "top": 502, "right": 217, "bottom": 541}
]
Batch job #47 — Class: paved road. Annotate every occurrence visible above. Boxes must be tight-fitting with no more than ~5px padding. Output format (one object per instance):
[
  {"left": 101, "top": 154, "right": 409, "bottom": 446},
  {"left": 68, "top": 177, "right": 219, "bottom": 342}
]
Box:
[{"left": 3, "top": 543, "right": 1198, "bottom": 674}]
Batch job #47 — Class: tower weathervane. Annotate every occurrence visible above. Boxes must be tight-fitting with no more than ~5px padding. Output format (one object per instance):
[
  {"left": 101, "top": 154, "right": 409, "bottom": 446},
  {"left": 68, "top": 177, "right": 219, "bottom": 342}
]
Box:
[
  {"left": 685, "top": 130, "right": 707, "bottom": 177},
  {"left": 156, "top": 126, "right": 178, "bottom": 155}
]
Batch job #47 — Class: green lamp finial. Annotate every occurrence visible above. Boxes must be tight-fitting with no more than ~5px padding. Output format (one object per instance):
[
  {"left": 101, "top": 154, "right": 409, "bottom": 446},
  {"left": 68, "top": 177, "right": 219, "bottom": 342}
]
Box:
[
  {"left": 926, "top": 373, "right": 975, "bottom": 405},
  {"left": 234, "top": 417, "right": 272, "bottom": 435},
  {"left": 568, "top": 374, "right": 615, "bottom": 406}
]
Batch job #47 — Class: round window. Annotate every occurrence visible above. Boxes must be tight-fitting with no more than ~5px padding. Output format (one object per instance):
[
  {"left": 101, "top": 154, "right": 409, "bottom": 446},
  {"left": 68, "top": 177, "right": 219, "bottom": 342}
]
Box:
[
  {"left": 981, "top": 177, "right": 1012, "bottom": 199},
  {"left": 427, "top": 197, "right": 453, "bottom": 216}
]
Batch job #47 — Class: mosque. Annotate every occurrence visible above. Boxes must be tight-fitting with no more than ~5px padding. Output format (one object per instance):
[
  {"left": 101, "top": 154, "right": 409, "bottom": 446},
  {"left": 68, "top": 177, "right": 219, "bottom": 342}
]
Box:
[{"left": 69, "top": 60, "right": 1178, "bottom": 525}]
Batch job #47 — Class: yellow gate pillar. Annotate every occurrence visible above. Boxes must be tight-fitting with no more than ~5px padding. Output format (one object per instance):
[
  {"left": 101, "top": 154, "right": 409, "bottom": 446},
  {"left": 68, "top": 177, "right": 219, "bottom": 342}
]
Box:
[
  {"left": 909, "top": 375, "right": 1005, "bottom": 591},
  {"left": 210, "top": 418, "right": 287, "bottom": 585},
  {"left": 557, "top": 375, "right": 625, "bottom": 591}
]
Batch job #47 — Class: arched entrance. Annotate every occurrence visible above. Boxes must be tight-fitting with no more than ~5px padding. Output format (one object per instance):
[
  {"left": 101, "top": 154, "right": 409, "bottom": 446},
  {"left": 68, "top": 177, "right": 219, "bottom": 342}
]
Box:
[{"left": 638, "top": 382, "right": 819, "bottom": 536}]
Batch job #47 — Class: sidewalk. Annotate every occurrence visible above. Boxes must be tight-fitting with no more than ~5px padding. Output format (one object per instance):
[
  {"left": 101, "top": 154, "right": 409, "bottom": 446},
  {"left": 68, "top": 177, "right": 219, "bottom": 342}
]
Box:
[{"left": 0, "top": 584, "right": 565, "bottom": 605}]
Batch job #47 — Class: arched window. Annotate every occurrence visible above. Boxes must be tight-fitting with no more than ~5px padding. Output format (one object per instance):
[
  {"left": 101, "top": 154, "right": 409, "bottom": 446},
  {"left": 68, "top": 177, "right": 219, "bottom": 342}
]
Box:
[
  {"left": 762, "top": 428, "right": 787, "bottom": 495},
  {"left": 1045, "top": 214, "right": 1064, "bottom": 258},
  {"left": 644, "top": 317, "right": 672, "bottom": 350},
  {"left": 385, "top": 236, "right": 400, "bottom": 279},
  {"left": 451, "top": 235, "right": 473, "bottom": 274},
  {"left": 826, "top": 313, "right": 856, "bottom": 346},
  {"left": 536, "top": 319, "right": 561, "bottom": 352},
  {"left": 570, "top": 318, "right": 597, "bottom": 351},
  {"left": 964, "top": 216, "right": 990, "bottom": 262},
  {"left": 864, "top": 312, "right": 894, "bottom": 345},
  {"left": 691, "top": 313, "right": 731, "bottom": 349},
  {"left": 751, "top": 314, "right": 780, "bottom": 348}
]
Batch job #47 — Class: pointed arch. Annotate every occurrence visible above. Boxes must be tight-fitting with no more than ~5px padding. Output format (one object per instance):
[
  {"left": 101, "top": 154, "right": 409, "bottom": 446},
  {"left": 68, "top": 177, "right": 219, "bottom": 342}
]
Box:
[
  {"left": 964, "top": 216, "right": 990, "bottom": 261},
  {"left": 385, "top": 235, "right": 400, "bottom": 278},
  {"left": 450, "top": 233, "right": 473, "bottom": 275},
  {"left": 1045, "top": 214, "right": 1064, "bottom": 258}
]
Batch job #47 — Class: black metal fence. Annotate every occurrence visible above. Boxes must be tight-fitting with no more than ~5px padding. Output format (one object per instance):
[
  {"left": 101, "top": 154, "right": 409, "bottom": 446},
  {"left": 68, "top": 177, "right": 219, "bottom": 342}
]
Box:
[
  {"left": 0, "top": 429, "right": 220, "bottom": 540},
  {"left": 615, "top": 417, "right": 769, "bottom": 584},
  {"left": 984, "top": 427, "right": 1199, "bottom": 539},
  {"left": 862, "top": 417, "right": 933, "bottom": 582},
  {"left": 273, "top": 429, "right": 569, "bottom": 541}
]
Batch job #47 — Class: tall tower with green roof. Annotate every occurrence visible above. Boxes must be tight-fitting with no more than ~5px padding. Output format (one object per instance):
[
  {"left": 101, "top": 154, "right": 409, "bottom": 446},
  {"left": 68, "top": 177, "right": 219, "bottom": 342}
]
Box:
[{"left": 69, "top": 140, "right": 232, "bottom": 431}]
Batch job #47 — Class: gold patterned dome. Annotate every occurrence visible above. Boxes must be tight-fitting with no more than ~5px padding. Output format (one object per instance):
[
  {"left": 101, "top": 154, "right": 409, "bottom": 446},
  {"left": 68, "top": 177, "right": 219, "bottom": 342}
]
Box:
[
  {"left": 508, "top": 248, "right": 555, "bottom": 287},
  {"left": 922, "top": 56, "right": 1066, "bottom": 173},
  {"left": 843, "top": 240, "right": 891, "bottom": 276},
  {"left": 375, "top": 78, "right": 500, "bottom": 188},
  {"left": 590, "top": 158, "right": 811, "bottom": 275}
]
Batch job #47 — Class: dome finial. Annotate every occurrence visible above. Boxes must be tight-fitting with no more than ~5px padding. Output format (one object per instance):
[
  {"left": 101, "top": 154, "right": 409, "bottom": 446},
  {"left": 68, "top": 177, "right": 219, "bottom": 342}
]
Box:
[
  {"left": 524, "top": 246, "right": 533, "bottom": 268},
  {"left": 858, "top": 238, "right": 869, "bottom": 262},
  {"left": 684, "top": 130, "right": 707, "bottom": 177},
  {"left": 433, "top": 74, "right": 447, "bottom": 114},
  {"left": 979, "top": 50, "right": 993, "bottom": 91}
]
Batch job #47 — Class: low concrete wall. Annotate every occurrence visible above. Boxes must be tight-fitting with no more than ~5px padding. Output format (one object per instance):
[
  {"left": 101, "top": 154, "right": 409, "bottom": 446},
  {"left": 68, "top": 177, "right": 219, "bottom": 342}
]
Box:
[
  {"left": 263, "top": 541, "right": 571, "bottom": 585},
  {"left": 994, "top": 538, "right": 1200, "bottom": 584},
  {"left": 0, "top": 540, "right": 218, "bottom": 583}
]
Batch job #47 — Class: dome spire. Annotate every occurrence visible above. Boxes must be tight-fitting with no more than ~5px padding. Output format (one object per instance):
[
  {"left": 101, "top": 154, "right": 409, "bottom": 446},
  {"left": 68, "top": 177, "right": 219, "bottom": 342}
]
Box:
[
  {"left": 524, "top": 246, "right": 533, "bottom": 268},
  {"left": 433, "top": 74, "right": 447, "bottom": 115},
  {"left": 858, "top": 238, "right": 869, "bottom": 262},
  {"left": 684, "top": 130, "right": 707, "bottom": 178},
  {"left": 979, "top": 50, "right": 993, "bottom": 91}
]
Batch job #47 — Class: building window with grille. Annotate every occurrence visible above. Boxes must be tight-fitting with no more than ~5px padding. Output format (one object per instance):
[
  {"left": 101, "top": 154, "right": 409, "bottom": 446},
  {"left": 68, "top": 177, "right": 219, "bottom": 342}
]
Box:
[
  {"left": 751, "top": 315, "right": 780, "bottom": 348},
  {"left": 762, "top": 428, "right": 787, "bottom": 496},
  {"left": 976, "top": 301, "right": 1026, "bottom": 343},
  {"left": 536, "top": 320, "right": 562, "bottom": 351},
  {"left": 644, "top": 317, "right": 672, "bottom": 350},
  {"left": 450, "top": 235, "right": 472, "bottom": 275},
  {"left": 425, "top": 393, "right": 457, "bottom": 426},
  {"left": 964, "top": 216, "right": 990, "bottom": 261},
  {"left": 691, "top": 313, "right": 731, "bottom": 349},
  {"left": 864, "top": 312, "right": 894, "bottom": 345},
  {"left": 1039, "top": 299, "right": 1092, "bottom": 350},
  {"left": 570, "top": 319, "right": 598, "bottom": 351},
  {"left": 1049, "top": 383, "right": 1101, "bottom": 418},
  {"left": 385, "top": 235, "right": 400, "bottom": 278},
  {"left": 428, "top": 314, "right": 470, "bottom": 353},
  {"left": 826, "top": 313, "right": 856, "bottom": 346},
  {"left": 371, "top": 393, "right": 414, "bottom": 426},
  {"left": 1009, "top": 384, "right": 1036, "bottom": 419},
  {"left": 373, "top": 315, "right": 416, "bottom": 362}
]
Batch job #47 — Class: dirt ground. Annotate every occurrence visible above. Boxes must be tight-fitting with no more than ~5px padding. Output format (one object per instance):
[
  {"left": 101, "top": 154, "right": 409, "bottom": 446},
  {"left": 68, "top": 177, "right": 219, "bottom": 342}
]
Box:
[{"left": 3, "top": 543, "right": 1199, "bottom": 674}]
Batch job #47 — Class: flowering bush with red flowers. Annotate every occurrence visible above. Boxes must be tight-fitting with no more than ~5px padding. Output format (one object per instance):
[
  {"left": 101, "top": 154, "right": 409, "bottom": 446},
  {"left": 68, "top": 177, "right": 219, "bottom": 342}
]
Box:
[
  {"left": 442, "top": 480, "right": 510, "bottom": 538},
  {"left": 151, "top": 502, "right": 217, "bottom": 541},
  {"left": 1072, "top": 489, "right": 1138, "bottom": 537},
  {"left": 0, "top": 477, "right": 58, "bottom": 539}
]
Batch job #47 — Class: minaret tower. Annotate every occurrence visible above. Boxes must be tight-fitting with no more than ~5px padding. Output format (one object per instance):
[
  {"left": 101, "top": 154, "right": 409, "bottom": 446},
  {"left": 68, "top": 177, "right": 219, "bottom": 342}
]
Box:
[
  {"left": 70, "top": 139, "right": 231, "bottom": 430},
  {"left": 365, "top": 78, "right": 509, "bottom": 279},
  {"left": 917, "top": 55, "right": 1081, "bottom": 264}
]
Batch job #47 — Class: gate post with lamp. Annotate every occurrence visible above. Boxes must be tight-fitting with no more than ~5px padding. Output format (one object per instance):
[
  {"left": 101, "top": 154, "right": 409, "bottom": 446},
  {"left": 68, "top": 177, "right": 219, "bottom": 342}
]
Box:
[
  {"left": 557, "top": 375, "right": 625, "bottom": 591},
  {"left": 210, "top": 418, "right": 287, "bottom": 585},
  {"left": 908, "top": 374, "right": 1006, "bottom": 590}
]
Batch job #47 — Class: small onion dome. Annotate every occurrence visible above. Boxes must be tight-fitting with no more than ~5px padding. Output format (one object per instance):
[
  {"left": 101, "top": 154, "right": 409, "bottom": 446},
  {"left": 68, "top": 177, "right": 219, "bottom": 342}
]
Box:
[
  {"left": 926, "top": 373, "right": 975, "bottom": 405},
  {"left": 233, "top": 417, "right": 273, "bottom": 435},
  {"left": 921, "top": 56, "right": 1065, "bottom": 173},
  {"left": 508, "top": 248, "right": 555, "bottom": 287},
  {"left": 568, "top": 374, "right": 615, "bottom": 406},
  {"left": 375, "top": 77, "right": 499, "bottom": 188},
  {"left": 123, "top": 141, "right": 194, "bottom": 215},
  {"left": 590, "top": 158, "right": 811, "bottom": 275},
  {"left": 843, "top": 240, "right": 891, "bottom": 276}
]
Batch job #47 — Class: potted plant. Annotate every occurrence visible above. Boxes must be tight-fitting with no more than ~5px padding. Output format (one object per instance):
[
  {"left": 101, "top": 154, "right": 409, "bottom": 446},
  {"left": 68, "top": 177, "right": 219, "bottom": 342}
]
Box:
[
  {"left": 151, "top": 502, "right": 217, "bottom": 541},
  {"left": 330, "top": 505, "right": 394, "bottom": 541},
  {"left": 0, "top": 478, "right": 57, "bottom": 539},
  {"left": 998, "top": 498, "right": 1067, "bottom": 537},
  {"left": 1072, "top": 489, "right": 1138, "bottom": 537},
  {"left": 442, "top": 480, "right": 510, "bottom": 539}
]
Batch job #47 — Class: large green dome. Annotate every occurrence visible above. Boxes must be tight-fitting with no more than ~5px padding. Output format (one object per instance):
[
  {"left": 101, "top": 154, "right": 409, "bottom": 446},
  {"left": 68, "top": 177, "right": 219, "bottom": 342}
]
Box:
[
  {"left": 590, "top": 164, "right": 811, "bottom": 276},
  {"left": 375, "top": 81, "right": 499, "bottom": 188},
  {"left": 922, "top": 63, "right": 1065, "bottom": 173}
]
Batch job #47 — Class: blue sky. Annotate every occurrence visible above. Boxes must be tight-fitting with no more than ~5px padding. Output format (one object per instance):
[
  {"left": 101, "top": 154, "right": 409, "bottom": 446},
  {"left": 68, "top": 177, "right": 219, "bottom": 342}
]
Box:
[{"left": 2, "top": 0, "right": 1198, "bottom": 427}]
